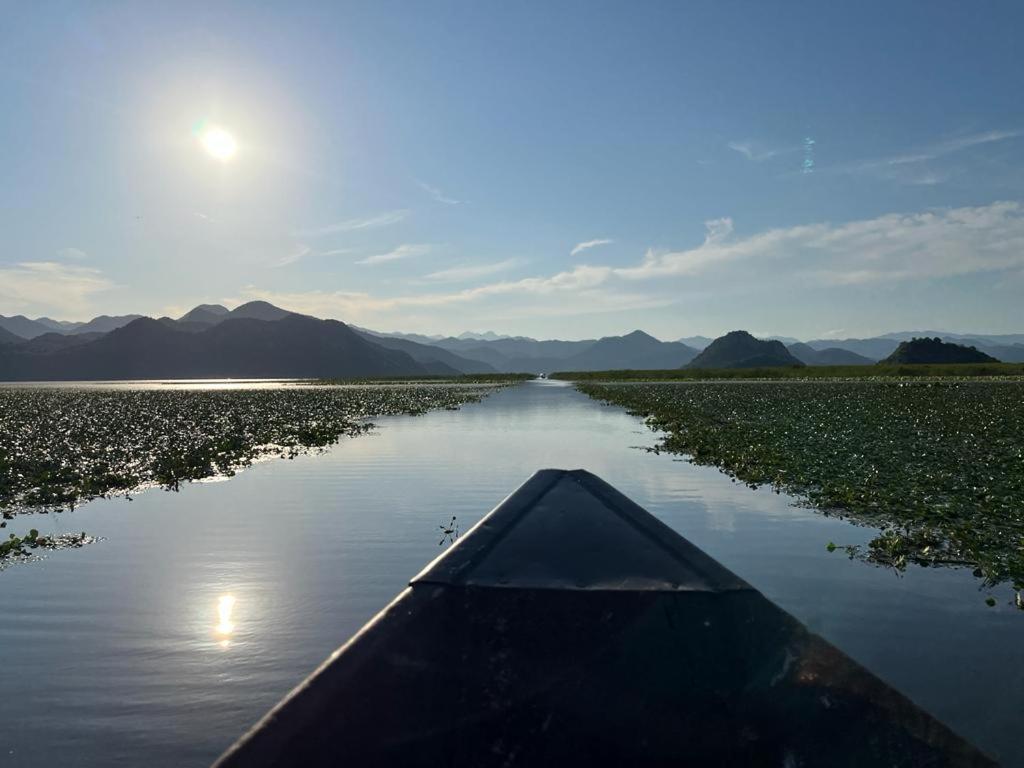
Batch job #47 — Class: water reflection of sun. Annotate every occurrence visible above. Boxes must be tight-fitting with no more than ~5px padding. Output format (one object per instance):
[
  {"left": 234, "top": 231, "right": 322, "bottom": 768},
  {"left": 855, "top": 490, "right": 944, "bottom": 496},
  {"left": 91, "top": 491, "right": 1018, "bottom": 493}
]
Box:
[{"left": 216, "top": 595, "right": 236, "bottom": 648}]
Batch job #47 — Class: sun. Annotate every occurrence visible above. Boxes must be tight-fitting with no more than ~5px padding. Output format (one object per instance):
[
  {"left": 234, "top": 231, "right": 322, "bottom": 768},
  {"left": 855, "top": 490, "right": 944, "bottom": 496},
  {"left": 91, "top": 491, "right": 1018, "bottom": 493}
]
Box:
[{"left": 199, "top": 126, "right": 238, "bottom": 161}]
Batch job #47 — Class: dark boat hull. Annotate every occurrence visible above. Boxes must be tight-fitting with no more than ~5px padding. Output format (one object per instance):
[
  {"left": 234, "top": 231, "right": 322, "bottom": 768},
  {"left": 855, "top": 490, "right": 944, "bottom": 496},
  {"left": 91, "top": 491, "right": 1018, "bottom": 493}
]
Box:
[{"left": 214, "top": 470, "right": 994, "bottom": 767}]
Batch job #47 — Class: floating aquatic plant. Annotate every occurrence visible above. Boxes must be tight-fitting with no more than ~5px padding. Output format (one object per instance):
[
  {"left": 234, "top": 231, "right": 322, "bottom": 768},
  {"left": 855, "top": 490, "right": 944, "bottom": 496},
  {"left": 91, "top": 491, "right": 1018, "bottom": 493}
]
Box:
[
  {"left": 576, "top": 380, "right": 1024, "bottom": 593},
  {"left": 0, "top": 383, "right": 512, "bottom": 519}
]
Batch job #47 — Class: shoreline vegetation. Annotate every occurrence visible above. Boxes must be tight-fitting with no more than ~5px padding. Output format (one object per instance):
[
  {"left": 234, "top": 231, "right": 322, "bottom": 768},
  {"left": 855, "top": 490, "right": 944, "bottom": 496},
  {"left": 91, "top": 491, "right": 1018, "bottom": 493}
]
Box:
[
  {"left": 551, "top": 362, "right": 1024, "bottom": 381},
  {"left": 0, "top": 379, "right": 524, "bottom": 564},
  {"left": 569, "top": 376, "right": 1024, "bottom": 602}
]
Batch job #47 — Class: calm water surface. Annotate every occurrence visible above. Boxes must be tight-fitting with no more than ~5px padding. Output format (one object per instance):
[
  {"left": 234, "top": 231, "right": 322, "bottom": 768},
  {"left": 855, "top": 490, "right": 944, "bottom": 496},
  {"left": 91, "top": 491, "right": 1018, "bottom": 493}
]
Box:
[{"left": 0, "top": 380, "right": 1021, "bottom": 766}]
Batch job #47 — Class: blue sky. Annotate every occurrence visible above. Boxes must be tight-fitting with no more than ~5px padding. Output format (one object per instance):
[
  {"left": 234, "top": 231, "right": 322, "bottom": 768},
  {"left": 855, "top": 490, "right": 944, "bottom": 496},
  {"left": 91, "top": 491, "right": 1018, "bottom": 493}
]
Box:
[{"left": 1, "top": 0, "right": 1023, "bottom": 340}]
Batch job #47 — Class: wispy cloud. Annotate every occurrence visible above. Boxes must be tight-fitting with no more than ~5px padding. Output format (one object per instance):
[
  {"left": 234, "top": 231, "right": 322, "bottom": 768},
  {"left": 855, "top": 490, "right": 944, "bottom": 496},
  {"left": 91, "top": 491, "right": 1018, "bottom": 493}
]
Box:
[
  {"left": 0, "top": 261, "right": 115, "bottom": 315},
  {"left": 293, "top": 210, "right": 409, "bottom": 238},
  {"left": 424, "top": 259, "right": 519, "bottom": 282},
  {"left": 416, "top": 180, "right": 461, "bottom": 206},
  {"left": 235, "top": 201, "right": 1024, "bottom": 327},
  {"left": 275, "top": 244, "right": 312, "bottom": 268},
  {"left": 57, "top": 247, "right": 87, "bottom": 260},
  {"left": 889, "top": 129, "right": 1022, "bottom": 165},
  {"left": 570, "top": 238, "right": 613, "bottom": 257},
  {"left": 836, "top": 129, "right": 1023, "bottom": 182},
  {"left": 356, "top": 244, "right": 432, "bottom": 266},
  {"left": 727, "top": 140, "right": 797, "bottom": 162}
]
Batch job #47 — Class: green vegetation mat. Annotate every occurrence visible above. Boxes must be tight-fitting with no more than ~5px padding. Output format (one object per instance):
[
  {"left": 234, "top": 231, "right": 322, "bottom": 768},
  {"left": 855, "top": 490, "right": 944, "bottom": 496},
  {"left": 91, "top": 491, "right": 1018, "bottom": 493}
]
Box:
[
  {"left": 576, "top": 380, "right": 1024, "bottom": 593},
  {"left": 554, "top": 363, "right": 1024, "bottom": 381},
  {"left": 0, "top": 384, "right": 504, "bottom": 519}
]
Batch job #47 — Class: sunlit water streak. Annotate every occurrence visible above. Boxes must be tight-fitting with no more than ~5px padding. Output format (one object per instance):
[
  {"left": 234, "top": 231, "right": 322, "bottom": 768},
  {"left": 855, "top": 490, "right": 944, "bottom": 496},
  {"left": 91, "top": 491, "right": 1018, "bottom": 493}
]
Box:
[{"left": 0, "top": 379, "right": 1020, "bottom": 766}]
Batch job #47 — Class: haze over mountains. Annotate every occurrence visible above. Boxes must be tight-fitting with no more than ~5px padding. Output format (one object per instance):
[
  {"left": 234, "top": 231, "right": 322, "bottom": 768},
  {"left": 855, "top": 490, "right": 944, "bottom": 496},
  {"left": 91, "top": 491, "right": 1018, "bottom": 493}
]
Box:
[{"left": 1, "top": 302, "right": 1021, "bottom": 381}]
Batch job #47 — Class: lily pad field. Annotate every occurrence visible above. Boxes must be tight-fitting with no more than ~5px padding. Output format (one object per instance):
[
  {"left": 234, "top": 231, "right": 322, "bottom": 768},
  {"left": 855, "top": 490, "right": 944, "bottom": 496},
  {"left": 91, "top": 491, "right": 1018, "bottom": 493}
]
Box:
[
  {"left": 0, "top": 383, "right": 503, "bottom": 525},
  {"left": 575, "top": 379, "right": 1024, "bottom": 593}
]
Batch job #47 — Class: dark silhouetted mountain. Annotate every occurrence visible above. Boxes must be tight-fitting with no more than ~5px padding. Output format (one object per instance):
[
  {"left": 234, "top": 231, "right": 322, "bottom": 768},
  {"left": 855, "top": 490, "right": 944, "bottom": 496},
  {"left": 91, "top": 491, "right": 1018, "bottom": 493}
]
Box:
[
  {"left": 677, "top": 335, "right": 713, "bottom": 350},
  {"left": 0, "top": 313, "right": 140, "bottom": 339},
  {"left": 392, "top": 330, "right": 696, "bottom": 372},
  {"left": 352, "top": 330, "right": 497, "bottom": 374},
  {"left": 71, "top": 314, "right": 143, "bottom": 335},
  {"left": 178, "top": 304, "right": 230, "bottom": 324},
  {"left": 0, "top": 315, "right": 440, "bottom": 381},
  {"left": 805, "top": 337, "right": 899, "bottom": 361},
  {"left": 11, "top": 332, "right": 105, "bottom": 353},
  {"left": 229, "top": 301, "right": 294, "bottom": 321},
  {"left": 353, "top": 327, "right": 448, "bottom": 345},
  {"left": 0, "top": 315, "right": 55, "bottom": 339},
  {"left": 955, "top": 340, "right": 1024, "bottom": 363},
  {"left": 0, "top": 326, "right": 23, "bottom": 345},
  {"left": 561, "top": 331, "right": 698, "bottom": 371},
  {"left": 35, "top": 317, "right": 79, "bottom": 332},
  {"left": 880, "top": 337, "right": 1000, "bottom": 365},
  {"left": 688, "top": 331, "right": 804, "bottom": 369},
  {"left": 788, "top": 342, "right": 873, "bottom": 366}
]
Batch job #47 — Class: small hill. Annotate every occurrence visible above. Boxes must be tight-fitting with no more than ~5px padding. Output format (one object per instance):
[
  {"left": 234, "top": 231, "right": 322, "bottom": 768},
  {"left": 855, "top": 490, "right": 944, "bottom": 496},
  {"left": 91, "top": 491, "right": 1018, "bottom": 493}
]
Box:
[
  {"left": 229, "top": 301, "right": 294, "bottom": 322},
  {"left": 561, "top": 330, "right": 698, "bottom": 371},
  {"left": 70, "top": 314, "right": 143, "bottom": 335},
  {"left": 688, "top": 331, "right": 804, "bottom": 369},
  {"left": 178, "top": 304, "right": 230, "bottom": 324},
  {"left": 788, "top": 342, "right": 873, "bottom": 366},
  {"left": 880, "top": 337, "right": 1000, "bottom": 365}
]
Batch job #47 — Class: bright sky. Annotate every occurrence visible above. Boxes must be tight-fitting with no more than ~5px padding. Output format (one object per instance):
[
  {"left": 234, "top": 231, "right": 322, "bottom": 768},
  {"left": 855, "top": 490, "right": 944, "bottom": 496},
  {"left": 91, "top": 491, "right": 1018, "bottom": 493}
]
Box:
[{"left": 1, "top": 1, "right": 1022, "bottom": 340}]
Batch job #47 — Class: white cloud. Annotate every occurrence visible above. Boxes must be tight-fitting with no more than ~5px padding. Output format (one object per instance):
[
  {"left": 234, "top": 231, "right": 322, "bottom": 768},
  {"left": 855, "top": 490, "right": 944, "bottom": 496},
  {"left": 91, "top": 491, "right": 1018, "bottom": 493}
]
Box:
[
  {"left": 293, "top": 210, "right": 408, "bottom": 238},
  {"left": 356, "top": 244, "right": 432, "bottom": 265},
  {"left": 234, "top": 201, "right": 1024, "bottom": 327},
  {"left": 618, "top": 202, "right": 1024, "bottom": 286},
  {"left": 0, "top": 261, "right": 115, "bottom": 315},
  {"left": 416, "top": 180, "right": 461, "bottom": 205},
  {"left": 570, "top": 238, "right": 613, "bottom": 257},
  {"left": 57, "top": 247, "right": 87, "bottom": 260},
  {"left": 424, "top": 259, "right": 519, "bottom": 282}
]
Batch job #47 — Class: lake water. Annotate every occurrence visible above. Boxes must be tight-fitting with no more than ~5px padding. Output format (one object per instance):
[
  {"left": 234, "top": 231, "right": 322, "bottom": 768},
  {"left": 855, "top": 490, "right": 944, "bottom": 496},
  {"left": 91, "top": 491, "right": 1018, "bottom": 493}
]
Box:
[{"left": 0, "top": 379, "right": 1021, "bottom": 766}]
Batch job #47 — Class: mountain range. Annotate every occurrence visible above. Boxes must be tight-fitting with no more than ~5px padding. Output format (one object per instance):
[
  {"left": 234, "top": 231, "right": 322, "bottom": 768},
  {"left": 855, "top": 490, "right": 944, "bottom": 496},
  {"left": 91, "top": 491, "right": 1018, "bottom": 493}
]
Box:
[{"left": 1, "top": 303, "right": 1021, "bottom": 380}]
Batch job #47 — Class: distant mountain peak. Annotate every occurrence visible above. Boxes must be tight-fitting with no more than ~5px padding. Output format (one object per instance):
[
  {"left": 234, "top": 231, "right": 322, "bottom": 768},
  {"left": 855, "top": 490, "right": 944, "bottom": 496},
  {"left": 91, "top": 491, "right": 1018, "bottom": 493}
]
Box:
[
  {"left": 178, "top": 304, "right": 230, "bottom": 323},
  {"left": 688, "top": 330, "right": 803, "bottom": 369},
  {"left": 228, "top": 301, "right": 294, "bottom": 322},
  {"left": 881, "top": 337, "right": 1000, "bottom": 365},
  {"left": 621, "top": 329, "right": 656, "bottom": 341}
]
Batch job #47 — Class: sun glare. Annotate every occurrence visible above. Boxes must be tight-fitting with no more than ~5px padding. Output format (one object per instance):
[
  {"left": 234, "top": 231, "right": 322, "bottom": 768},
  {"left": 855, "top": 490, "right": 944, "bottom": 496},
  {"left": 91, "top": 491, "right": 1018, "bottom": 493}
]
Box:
[
  {"left": 216, "top": 594, "right": 236, "bottom": 639},
  {"left": 199, "top": 126, "right": 238, "bottom": 161}
]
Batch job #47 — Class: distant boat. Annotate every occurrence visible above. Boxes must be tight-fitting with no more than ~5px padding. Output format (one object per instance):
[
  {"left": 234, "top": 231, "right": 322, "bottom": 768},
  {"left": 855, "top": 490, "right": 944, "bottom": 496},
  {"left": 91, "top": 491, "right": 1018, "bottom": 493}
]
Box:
[{"left": 213, "top": 469, "right": 993, "bottom": 767}]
